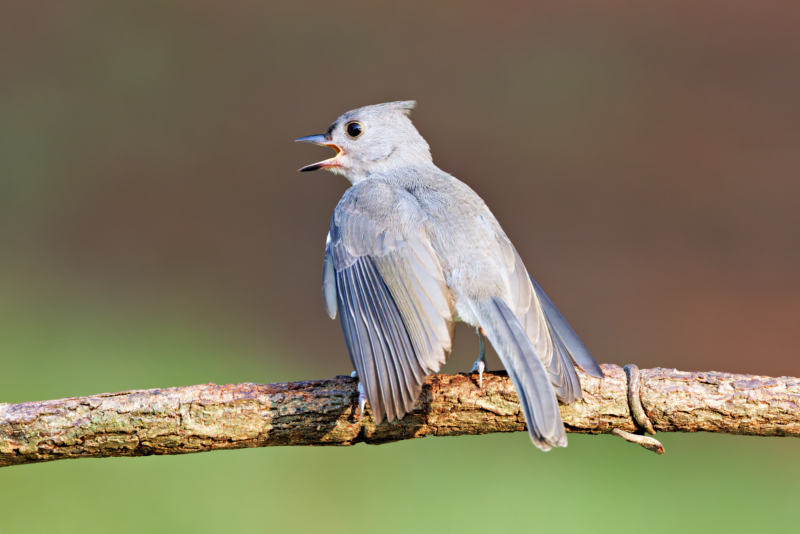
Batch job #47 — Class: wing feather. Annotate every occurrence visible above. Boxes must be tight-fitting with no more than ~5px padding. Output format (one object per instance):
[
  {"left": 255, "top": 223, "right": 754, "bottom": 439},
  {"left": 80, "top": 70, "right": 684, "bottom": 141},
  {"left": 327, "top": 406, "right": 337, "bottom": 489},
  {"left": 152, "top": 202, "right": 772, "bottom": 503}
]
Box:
[
  {"left": 322, "top": 232, "right": 337, "bottom": 319},
  {"left": 531, "top": 277, "right": 605, "bottom": 379},
  {"left": 502, "top": 242, "right": 602, "bottom": 403},
  {"left": 325, "top": 185, "right": 454, "bottom": 423}
]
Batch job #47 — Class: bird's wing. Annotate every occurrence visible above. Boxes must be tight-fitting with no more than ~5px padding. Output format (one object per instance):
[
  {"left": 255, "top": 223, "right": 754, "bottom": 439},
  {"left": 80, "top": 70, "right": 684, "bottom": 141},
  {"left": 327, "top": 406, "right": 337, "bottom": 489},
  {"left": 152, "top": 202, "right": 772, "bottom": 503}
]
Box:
[
  {"left": 323, "top": 183, "right": 454, "bottom": 423},
  {"left": 499, "top": 237, "right": 603, "bottom": 404}
]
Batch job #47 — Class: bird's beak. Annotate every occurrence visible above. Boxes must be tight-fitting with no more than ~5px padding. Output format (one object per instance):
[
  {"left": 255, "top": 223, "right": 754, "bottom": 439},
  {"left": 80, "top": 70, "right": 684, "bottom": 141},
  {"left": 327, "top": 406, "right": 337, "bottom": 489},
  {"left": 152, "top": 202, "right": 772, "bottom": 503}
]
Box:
[{"left": 295, "top": 134, "right": 343, "bottom": 172}]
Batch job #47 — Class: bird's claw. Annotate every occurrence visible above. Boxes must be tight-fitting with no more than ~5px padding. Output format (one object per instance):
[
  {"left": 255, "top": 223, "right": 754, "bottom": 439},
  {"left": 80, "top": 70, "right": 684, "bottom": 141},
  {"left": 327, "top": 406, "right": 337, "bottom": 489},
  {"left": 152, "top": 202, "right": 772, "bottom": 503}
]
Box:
[
  {"left": 351, "top": 371, "right": 366, "bottom": 421},
  {"left": 471, "top": 326, "right": 487, "bottom": 388},
  {"left": 470, "top": 358, "right": 487, "bottom": 388},
  {"left": 357, "top": 382, "right": 367, "bottom": 422}
]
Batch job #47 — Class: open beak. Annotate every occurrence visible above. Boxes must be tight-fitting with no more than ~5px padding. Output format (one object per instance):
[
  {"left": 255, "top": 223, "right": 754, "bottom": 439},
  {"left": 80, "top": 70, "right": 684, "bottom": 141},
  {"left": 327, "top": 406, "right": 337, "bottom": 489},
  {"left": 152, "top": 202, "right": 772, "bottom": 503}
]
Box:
[{"left": 295, "top": 134, "right": 343, "bottom": 172}]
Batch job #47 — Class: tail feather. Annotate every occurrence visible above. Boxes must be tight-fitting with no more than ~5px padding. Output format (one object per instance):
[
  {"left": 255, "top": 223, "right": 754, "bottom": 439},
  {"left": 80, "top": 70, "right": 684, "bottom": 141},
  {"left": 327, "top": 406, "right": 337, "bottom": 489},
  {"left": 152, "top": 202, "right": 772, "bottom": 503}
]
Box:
[
  {"left": 469, "top": 297, "right": 567, "bottom": 450},
  {"left": 531, "top": 277, "right": 605, "bottom": 379},
  {"left": 543, "top": 313, "right": 583, "bottom": 404}
]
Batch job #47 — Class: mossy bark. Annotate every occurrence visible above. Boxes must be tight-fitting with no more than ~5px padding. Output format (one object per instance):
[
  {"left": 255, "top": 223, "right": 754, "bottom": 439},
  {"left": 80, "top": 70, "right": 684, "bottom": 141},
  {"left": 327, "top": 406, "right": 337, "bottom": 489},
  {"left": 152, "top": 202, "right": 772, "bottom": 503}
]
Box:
[{"left": 2, "top": 364, "right": 798, "bottom": 467}]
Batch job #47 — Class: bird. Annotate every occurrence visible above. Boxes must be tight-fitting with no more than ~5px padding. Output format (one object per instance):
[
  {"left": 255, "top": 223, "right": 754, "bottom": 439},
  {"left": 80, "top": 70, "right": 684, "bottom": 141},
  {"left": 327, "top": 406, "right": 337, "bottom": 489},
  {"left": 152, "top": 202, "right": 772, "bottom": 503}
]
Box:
[{"left": 296, "top": 101, "right": 604, "bottom": 450}]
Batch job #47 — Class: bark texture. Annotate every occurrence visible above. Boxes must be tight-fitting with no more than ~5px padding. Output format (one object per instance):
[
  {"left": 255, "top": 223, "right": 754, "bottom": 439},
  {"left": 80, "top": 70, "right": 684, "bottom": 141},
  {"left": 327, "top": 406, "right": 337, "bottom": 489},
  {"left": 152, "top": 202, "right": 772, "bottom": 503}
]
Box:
[{"left": 2, "top": 364, "right": 798, "bottom": 467}]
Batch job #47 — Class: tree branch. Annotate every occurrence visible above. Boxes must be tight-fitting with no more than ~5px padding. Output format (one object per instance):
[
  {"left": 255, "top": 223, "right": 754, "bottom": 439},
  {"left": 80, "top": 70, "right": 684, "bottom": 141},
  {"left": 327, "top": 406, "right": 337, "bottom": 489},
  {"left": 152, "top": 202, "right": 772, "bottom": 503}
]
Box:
[{"left": 2, "top": 364, "right": 799, "bottom": 467}]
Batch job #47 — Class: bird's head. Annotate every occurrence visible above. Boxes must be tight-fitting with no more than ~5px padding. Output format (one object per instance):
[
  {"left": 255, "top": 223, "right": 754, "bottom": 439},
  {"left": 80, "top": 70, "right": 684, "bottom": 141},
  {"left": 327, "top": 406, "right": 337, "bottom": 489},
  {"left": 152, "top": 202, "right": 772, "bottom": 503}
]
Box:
[{"left": 296, "top": 101, "right": 432, "bottom": 182}]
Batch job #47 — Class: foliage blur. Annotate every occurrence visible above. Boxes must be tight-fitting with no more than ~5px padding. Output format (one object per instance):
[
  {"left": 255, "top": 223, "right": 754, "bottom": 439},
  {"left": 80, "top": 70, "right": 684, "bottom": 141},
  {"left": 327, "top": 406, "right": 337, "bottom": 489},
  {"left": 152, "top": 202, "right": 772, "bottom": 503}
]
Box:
[{"left": 1, "top": 1, "right": 799, "bottom": 532}]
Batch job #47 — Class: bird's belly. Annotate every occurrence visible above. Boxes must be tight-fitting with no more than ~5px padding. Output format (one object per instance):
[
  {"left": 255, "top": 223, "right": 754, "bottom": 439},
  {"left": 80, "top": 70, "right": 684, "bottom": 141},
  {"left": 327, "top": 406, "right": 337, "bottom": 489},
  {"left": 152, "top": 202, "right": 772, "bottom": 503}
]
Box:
[
  {"left": 426, "top": 201, "right": 514, "bottom": 327},
  {"left": 446, "top": 263, "right": 509, "bottom": 328},
  {"left": 453, "top": 297, "right": 480, "bottom": 327}
]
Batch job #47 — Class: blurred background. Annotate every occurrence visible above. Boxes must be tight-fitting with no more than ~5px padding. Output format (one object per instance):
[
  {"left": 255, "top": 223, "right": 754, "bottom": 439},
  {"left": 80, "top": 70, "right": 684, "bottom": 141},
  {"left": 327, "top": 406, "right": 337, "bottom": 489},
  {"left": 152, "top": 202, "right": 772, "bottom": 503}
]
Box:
[{"left": 1, "top": 0, "right": 799, "bottom": 531}]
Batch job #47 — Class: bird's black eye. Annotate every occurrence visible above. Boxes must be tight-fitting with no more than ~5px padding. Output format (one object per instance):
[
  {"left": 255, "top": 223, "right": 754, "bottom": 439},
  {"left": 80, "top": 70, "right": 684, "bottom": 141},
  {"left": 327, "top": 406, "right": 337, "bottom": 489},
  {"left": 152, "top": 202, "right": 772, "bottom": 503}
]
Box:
[{"left": 346, "top": 122, "right": 363, "bottom": 138}]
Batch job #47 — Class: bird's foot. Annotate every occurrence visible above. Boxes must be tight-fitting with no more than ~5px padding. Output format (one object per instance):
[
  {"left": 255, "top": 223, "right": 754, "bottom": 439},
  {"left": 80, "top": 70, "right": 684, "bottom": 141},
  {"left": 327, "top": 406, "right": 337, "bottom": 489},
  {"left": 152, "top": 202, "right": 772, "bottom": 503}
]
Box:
[
  {"left": 471, "top": 327, "right": 488, "bottom": 388},
  {"left": 350, "top": 371, "right": 367, "bottom": 421},
  {"left": 357, "top": 382, "right": 367, "bottom": 422},
  {"left": 470, "top": 357, "right": 487, "bottom": 388}
]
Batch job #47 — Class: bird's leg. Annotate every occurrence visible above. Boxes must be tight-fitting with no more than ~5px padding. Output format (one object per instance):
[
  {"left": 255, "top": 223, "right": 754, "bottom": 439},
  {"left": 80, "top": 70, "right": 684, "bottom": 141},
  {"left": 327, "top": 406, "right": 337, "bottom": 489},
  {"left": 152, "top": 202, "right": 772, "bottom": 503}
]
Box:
[
  {"left": 351, "top": 371, "right": 368, "bottom": 421},
  {"left": 356, "top": 382, "right": 367, "bottom": 422},
  {"left": 470, "top": 327, "right": 488, "bottom": 388}
]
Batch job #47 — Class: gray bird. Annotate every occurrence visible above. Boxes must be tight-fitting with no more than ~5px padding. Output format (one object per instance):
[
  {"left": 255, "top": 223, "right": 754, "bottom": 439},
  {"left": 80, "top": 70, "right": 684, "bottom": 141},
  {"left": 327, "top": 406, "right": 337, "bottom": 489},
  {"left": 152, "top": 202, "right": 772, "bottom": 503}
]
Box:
[{"left": 296, "top": 101, "right": 604, "bottom": 450}]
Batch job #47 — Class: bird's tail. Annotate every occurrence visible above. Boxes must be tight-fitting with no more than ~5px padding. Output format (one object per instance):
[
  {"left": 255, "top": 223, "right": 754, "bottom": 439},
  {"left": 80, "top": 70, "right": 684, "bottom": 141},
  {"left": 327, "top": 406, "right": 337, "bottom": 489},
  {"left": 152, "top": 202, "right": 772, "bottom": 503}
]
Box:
[{"left": 468, "top": 297, "right": 567, "bottom": 451}]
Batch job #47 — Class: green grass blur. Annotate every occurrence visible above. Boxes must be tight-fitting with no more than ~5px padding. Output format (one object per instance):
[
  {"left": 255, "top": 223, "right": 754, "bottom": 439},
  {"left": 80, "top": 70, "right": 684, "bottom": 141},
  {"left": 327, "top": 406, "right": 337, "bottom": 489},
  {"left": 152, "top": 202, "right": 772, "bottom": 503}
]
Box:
[{"left": 1, "top": 275, "right": 798, "bottom": 533}]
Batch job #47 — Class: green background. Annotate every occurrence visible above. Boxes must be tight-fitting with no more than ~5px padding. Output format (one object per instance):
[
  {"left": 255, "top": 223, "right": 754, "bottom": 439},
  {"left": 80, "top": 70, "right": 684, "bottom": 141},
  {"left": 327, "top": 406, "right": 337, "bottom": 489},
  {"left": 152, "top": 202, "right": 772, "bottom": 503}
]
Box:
[
  {"left": 2, "top": 1, "right": 800, "bottom": 532},
  {"left": 1, "top": 291, "right": 798, "bottom": 532}
]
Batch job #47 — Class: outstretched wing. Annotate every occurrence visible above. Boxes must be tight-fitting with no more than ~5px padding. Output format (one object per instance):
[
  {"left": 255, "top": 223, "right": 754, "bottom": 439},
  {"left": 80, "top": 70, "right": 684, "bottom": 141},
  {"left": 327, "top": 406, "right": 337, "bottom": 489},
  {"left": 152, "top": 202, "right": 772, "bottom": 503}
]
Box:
[
  {"left": 323, "top": 183, "right": 454, "bottom": 423},
  {"left": 500, "top": 239, "right": 604, "bottom": 404}
]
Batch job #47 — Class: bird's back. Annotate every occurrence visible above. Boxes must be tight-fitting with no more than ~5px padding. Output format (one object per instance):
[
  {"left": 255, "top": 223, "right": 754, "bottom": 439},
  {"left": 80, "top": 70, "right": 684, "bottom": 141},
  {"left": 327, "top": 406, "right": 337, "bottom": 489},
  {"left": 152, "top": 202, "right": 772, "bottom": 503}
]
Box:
[{"left": 361, "top": 165, "right": 514, "bottom": 307}]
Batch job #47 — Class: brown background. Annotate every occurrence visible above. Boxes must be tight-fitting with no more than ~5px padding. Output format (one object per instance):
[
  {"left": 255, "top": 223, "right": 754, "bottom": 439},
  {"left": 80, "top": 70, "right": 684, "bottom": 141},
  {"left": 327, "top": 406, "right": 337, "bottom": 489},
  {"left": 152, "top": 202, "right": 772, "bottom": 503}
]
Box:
[
  {"left": 2, "top": 2, "right": 800, "bottom": 533},
  {"left": 3, "top": 1, "right": 798, "bottom": 380}
]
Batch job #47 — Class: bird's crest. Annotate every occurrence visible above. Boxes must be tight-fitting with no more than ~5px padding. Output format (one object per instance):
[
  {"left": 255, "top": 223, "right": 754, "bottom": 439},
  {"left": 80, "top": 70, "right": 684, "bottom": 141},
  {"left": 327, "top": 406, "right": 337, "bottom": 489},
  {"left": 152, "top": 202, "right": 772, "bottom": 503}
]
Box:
[{"left": 388, "top": 100, "right": 416, "bottom": 116}]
